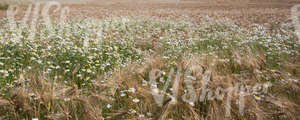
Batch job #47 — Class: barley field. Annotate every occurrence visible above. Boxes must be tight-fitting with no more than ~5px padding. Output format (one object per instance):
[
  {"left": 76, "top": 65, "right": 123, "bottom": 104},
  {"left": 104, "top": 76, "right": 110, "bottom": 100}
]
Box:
[{"left": 0, "top": 0, "right": 299, "bottom": 120}]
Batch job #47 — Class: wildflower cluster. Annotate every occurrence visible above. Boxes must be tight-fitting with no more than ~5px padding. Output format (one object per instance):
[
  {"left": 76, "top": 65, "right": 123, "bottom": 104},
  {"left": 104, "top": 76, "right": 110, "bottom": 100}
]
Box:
[{"left": 0, "top": 16, "right": 299, "bottom": 119}]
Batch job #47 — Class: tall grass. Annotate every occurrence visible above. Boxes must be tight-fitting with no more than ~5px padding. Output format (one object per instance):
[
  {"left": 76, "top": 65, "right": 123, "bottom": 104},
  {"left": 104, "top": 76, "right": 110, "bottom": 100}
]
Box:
[{"left": 0, "top": 16, "right": 299, "bottom": 119}]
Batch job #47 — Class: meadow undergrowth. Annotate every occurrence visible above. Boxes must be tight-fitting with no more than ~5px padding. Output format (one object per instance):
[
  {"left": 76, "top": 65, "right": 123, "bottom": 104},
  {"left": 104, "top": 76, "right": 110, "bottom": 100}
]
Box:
[{"left": 0, "top": 16, "right": 299, "bottom": 119}]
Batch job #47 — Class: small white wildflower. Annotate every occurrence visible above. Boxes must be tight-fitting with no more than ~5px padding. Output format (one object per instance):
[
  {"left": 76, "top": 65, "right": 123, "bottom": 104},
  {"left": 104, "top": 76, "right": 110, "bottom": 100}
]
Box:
[
  {"left": 255, "top": 69, "right": 262, "bottom": 74},
  {"left": 2, "top": 70, "right": 9, "bottom": 77},
  {"left": 162, "top": 56, "right": 169, "bottom": 59},
  {"left": 128, "top": 88, "right": 136, "bottom": 93},
  {"left": 288, "top": 78, "right": 299, "bottom": 83},
  {"left": 120, "top": 93, "right": 126, "bottom": 97},
  {"left": 139, "top": 114, "right": 145, "bottom": 118},
  {"left": 65, "top": 69, "right": 70, "bottom": 73},
  {"left": 30, "top": 57, "right": 36, "bottom": 60},
  {"left": 64, "top": 98, "right": 71, "bottom": 102},
  {"left": 132, "top": 98, "right": 140, "bottom": 103},
  {"left": 151, "top": 84, "right": 157, "bottom": 88},
  {"left": 55, "top": 65, "right": 60, "bottom": 69},
  {"left": 159, "top": 77, "right": 165, "bottom": 83},
  {"left": 189, "top": 102, "right": 195, "bottom": 106},
  {"left": 142, "top": 80, "right": 148, "bottom": 86},
  {"left": 129, "top": 109, "right": 136, "bottom": 114},
  {"left": 106, "top": 104, "right": 112, "bottom": 109},
  {"left": 76, "top": 74, "right": 82, "bottom": 77},
  {"left": 87, "top": 68, "right": 92, "bottom": 73},
  {"left": 253, "top": 95, "right": 262, "bottom": 101},
  {"left": 37, "top": 60, "right": 42, "bottom": 64},
  {"left": 29, "top": 93, "right": 36, "bottom": 97},
  {"left": 146, "top": 112, "right": 152, "bottom": 117}
]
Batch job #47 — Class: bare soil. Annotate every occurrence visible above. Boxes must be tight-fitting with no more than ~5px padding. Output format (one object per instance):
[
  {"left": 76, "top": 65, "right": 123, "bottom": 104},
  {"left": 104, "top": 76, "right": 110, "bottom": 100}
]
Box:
[{"left": 1, "top": 0, "right": 300, "bottom": 24}]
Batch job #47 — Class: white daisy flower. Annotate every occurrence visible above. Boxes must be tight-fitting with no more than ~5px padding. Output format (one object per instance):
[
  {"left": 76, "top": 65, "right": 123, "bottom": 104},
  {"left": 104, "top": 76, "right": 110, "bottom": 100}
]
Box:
[
  {"left": 253, "top": 95, "right": 262, "bottom": 101},
  {"left": 128, "top": 88, "right": 136, "bottom": 93},
  {"left": 139, "top": 114, "right": 145, "bottom": 118},
  {"left": 106, "top": 104, "right": 112, "bottom": 109},
  {"left": 132, "top": 98, "right": 140, "bottom": 103},
  {"left": 189, "top": 102, "right": 195, "bottom": 106},
  {"left": 129, "top": 109, "right": 136, "bottom": 114},
  {"left": 120, "top": 93, "right": 126, "bottom": 97}
]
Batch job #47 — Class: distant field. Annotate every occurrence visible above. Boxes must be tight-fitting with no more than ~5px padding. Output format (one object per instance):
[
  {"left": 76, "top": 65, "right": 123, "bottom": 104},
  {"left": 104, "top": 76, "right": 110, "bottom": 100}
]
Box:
[{"left": 1, "top": 0, "right": 300, "bottom": 23}]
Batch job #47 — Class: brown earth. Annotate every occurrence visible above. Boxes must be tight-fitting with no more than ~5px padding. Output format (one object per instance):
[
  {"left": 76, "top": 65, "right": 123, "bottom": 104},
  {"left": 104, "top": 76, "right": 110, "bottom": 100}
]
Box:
[{"left": 1, "top": 0, "right": 300, "bottom": 24}]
